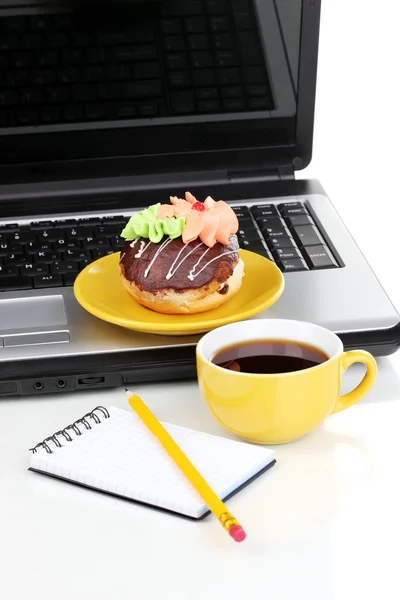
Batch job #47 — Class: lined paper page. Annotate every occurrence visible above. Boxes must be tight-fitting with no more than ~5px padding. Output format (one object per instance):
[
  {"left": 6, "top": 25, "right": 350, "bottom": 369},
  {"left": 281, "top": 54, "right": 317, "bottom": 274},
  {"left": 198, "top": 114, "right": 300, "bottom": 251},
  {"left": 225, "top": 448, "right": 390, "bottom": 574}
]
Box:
[{"left": 30, "top": 406, "right": 275, "bottom": 519}]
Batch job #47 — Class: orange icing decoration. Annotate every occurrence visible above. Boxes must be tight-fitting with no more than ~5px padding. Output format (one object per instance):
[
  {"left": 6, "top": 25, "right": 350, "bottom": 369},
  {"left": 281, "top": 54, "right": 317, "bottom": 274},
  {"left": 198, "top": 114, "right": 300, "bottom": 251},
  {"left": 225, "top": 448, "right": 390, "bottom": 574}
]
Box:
[{"left": 156, "top": 192, "right": 238, "bottom": 247}]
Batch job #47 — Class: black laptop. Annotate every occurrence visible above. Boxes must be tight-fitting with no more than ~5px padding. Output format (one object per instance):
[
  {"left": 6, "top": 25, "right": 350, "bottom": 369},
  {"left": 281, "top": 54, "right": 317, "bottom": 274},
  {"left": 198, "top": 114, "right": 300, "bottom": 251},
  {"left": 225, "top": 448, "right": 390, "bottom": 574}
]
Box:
[{"left": 0, "top": 0, "right": 399, "bottom": 397}]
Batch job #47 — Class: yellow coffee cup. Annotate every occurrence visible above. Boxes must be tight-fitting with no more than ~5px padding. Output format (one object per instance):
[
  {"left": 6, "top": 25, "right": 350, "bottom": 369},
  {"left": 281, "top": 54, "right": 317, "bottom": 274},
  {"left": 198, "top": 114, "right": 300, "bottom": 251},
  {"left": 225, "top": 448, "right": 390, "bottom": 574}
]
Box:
[{"left": 196, "top": 319, "right": 377, "bottom": 444}]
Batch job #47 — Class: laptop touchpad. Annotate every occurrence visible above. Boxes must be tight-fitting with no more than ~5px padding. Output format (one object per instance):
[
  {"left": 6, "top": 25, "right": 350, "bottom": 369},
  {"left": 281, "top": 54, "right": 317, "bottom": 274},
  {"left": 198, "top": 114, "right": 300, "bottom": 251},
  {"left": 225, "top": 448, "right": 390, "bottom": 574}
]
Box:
[{"left": 0, "top": 296, "right": 69, "bottom": 346}]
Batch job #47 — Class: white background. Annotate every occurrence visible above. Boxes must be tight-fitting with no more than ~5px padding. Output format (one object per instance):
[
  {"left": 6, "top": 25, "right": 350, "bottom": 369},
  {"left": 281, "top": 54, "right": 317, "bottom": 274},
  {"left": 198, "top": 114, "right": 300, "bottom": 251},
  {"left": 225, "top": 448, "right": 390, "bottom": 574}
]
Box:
[{"left": 1, "top": 2, "right": 400, "bottom": 600}]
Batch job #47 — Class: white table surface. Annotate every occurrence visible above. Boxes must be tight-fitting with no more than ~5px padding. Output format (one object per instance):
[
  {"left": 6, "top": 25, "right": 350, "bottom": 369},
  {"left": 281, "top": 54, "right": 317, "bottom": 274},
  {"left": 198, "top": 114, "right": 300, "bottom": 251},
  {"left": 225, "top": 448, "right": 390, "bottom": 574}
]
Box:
[{"left": 1, "top": 3, "right": 400, "bottom": 600}]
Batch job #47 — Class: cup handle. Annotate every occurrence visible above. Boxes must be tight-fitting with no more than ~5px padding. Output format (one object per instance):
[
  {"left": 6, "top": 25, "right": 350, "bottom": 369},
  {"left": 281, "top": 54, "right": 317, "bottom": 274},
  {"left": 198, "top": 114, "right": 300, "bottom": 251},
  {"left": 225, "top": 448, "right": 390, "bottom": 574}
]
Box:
[{"left": 331, "top": 350, "right": 377, "bottom": 414}]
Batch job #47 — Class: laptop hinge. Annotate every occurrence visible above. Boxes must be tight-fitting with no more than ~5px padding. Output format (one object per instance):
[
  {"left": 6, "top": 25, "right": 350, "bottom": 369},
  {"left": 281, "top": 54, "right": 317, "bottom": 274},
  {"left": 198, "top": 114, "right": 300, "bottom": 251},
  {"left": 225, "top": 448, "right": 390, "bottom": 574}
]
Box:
[{"left": 228, "top": 166, "right": 294, "bottom": 184}]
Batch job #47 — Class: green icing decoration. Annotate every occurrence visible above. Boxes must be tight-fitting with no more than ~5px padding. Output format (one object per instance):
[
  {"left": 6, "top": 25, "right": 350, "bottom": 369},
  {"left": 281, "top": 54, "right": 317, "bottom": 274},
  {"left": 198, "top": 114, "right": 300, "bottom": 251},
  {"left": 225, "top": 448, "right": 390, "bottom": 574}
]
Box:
[{"left": 120, "top": 204, "right": 185, "bottom": 243}]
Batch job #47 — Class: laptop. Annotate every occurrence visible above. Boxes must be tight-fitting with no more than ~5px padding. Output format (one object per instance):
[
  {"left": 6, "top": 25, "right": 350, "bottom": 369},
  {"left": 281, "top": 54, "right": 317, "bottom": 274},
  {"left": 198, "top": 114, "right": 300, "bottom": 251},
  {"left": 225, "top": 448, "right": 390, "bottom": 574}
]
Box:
[{"left": 0, "top": 0, "right": 399, "bottom": 397}]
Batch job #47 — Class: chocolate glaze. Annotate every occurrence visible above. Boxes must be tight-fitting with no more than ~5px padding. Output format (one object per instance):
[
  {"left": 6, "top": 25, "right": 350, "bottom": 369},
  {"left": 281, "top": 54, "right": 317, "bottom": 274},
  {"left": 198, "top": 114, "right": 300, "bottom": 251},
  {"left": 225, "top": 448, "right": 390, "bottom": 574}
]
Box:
[{"left": 120, "top": 235, "right": 239, "bottom": 293}]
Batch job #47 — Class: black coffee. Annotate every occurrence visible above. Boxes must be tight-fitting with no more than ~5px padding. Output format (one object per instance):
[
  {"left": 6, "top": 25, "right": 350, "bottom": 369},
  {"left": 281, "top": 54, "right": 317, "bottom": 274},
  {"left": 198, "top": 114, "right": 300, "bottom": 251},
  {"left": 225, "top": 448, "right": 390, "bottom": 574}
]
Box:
[{"left": 212, "top": 340, "right": 328, "bottom": 374}]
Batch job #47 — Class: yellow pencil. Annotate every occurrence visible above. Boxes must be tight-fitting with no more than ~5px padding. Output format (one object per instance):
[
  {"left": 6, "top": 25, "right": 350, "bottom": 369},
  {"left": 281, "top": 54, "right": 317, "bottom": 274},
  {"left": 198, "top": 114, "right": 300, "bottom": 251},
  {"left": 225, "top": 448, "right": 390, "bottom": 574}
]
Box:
[{"left": 125, "top": 389, "right": 246, "bottom": 542}]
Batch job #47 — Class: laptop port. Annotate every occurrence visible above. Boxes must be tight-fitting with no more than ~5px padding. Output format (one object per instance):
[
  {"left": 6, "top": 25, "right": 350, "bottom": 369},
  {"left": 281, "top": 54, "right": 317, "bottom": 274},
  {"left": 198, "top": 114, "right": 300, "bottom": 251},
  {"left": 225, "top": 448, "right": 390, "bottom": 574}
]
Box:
[
  {"left": 78, "top": 377, "right": 105, "bottom": 386},
  {"left": 56, "top": 379, "right": 67, "bottom": 389},
  {"left": 33, "top": 381, "right": 44, "bottom": 391}
]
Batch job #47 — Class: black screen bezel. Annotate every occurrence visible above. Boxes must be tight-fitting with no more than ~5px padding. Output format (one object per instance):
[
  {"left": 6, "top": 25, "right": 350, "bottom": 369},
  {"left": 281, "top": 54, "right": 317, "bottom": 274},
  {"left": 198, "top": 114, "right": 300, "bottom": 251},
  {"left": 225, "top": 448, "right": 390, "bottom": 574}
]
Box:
[{"left": 0, "top": 0, "right": 321, "bottom": 178}]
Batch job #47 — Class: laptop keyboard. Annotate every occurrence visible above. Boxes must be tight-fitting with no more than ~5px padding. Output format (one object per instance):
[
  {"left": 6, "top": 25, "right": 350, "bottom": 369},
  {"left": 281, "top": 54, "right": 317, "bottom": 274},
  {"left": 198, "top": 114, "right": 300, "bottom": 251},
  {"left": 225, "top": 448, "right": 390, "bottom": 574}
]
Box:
[
  {"left": 0, "top": 202, "right": 339, "bottom": 292},
  {"left": 0, "top": 0, "right": 273, "bottom": 128}
]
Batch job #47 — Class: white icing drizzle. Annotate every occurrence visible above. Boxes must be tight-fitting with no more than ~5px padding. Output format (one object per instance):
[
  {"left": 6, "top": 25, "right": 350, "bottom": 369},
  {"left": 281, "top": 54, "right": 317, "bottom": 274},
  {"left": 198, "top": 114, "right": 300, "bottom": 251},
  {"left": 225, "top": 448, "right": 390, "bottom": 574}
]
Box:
[
  {"left": 165, "top": 242, "right": 203, "bottom": 280},
  {"left": 188, "top": 247, "right": 211, "bottom": 280},
  {"left": 135, "top": 240, "right": 151, "bottom": 258},
  {"left": 144, "top": 237, "right": 173, "bottom": 278},
  {"left": 187, "top": 251, "right": 238, "bottom": 281},
  {"left": 129, "top": 239, "right": 138, "bottom": 249}
]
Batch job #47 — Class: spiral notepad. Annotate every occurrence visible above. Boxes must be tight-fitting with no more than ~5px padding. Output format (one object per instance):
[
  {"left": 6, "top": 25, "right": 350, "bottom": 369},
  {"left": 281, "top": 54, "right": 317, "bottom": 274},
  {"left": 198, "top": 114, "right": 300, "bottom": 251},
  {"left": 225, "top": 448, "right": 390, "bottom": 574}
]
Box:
[{"left": 29, "top": 406, "right": 275, "bottom": 520}]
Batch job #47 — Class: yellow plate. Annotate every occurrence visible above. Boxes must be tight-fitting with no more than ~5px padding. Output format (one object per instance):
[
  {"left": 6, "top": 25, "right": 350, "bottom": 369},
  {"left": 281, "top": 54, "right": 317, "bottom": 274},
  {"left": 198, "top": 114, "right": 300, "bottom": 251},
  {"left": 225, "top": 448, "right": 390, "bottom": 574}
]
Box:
[{"left": 73, "top": 250, "right": 284, "bottom": 336}]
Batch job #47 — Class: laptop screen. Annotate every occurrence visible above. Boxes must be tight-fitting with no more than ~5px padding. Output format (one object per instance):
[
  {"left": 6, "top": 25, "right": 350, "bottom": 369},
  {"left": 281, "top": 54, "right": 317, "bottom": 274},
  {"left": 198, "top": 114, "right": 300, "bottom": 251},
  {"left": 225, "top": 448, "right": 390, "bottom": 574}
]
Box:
[{"left": 0, "top": 0, "right": 308, "bottom": 169}]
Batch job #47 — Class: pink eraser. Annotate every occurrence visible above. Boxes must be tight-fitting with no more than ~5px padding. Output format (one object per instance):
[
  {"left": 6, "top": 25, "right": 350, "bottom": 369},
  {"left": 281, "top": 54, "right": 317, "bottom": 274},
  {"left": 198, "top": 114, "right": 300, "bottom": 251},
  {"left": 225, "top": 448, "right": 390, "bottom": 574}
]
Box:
[{"left": 229, "top": 525, "right": 246, "bottom": 542}]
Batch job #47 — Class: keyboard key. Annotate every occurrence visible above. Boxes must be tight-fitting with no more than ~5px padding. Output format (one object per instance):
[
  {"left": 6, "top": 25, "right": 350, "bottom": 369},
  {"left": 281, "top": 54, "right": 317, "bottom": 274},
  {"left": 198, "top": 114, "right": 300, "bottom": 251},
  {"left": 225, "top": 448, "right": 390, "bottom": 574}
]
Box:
[
  {"left": 261, "top": 226, "right": 291, "bottom": 240},
  {"left": 54, "top": 219, "right": 77, "bottom": 228},
  {"left": 113, "top": 102, "right": 134, "bottom": 118},
  {"left": 195, "top": 88, "right": 218, "bottom": 100},
  {"left": 252, "top": 205, "right": 279, "bottom": 218},
  {"left": 165, "top": 36, "right": 185, "bottom": 52},
  {"left": 243, "top": 66, "right": 266, "bottom": 84},
  {"left": 166, "top": 53, "right": 188, "bottom": 70},
  {"left": 133, "top": 62, "right": 160, "bottom": 80},
  {"left": 11, "top": 230, "right": 36, "bottom": 243},
  {"left": 279, "top": 202, "right": 308, "bottom": 216},
  {"left": 185, "top": 17, "right": 207, "bottom": 33},
  {"left": 63, "top": 106, "right": 84, "bottom": 122},
  {"left": 238, "top": 229, "right": 261, "bottom": 242},
  {"left": 240, "top": 240, "right": 270, "bottom": 258},
  {"left": 0, "top": 90, "right": 19, "bottom": 107},
  {"left": 26, "top": 241, "right": 53, "bottom": 253},
  {"left": 218, "top": 68, "right": 241, "bottom": 85},
  {"left": 0, "top": 264, "right": 18, "bottom": 276},
  {"left": 161, "top": 19, "right": 182, "bottom": 35},
  {"left": 64, "top": 249, "right": 92, "bottom": 261},
  {"left": 223, "top": 98, "right": 246, "bottom": 111},
  {"left": 169, "top": 71, "right": 192, "bottom": 88},
  {"left": 102, "top": 215, "right": 127, "bottom": 225},
  {"left": 33, "top": 274, "right": 63, "bottom": 288},
  {"left": 192, "top": 69, "right": 216, "bottom": 87},
  {"left": 209, "top": 16, "right": 230, "bottom": 32},
  {"left": 41, "top": 106, "right": 61, "bottom": 123},
  {"left": 92, "top": 248, "right": 115, "bottom": 259},
  {"left": 232, "top": 206, "right": 251, "bottom": 220},
  {"left": 191, "top": 52, "right": 214, "bottom": 69},
  {"left": 29, "top": 15, "right": 52, "bottom": 31},
  {"left": 18, "top": 109, "right": 39, "bottom": 125},
  {"left": 188, "top": 34, "right": 209, "bottom": 51},
  {"left": 256, "top": 216, "right": 286, "bottom": 229},
  {"left": 10, "top": 52, "right": 32, "bottom": 68},
  {"left": 33, "top": 250, "right": 62, "bottom": 263},
  {"left": 67, "top": 227, "right": 92, "bottom": 240},
  {"left": 285, "top": 215, "right": 314, "bottom": 228},
  {"left": 279, "top": 258, "right": 309, "bottom": 273},
  {"left": 246, "top": 84, "right": 270, "bottom": 97},
  {"left": 5, "top": 254, "right": 30, "bottom": 266},
  {"left": 30, "top": 67, "right": 56, "bottom": 84},
  {"left": 124, "top": 81, "right": 163, "bottom": 99},
  {"left": 78, "top": 217, "right": 102, "bottom": 226},
  {"left": 37, "top": 229, "right": 59, "bottom": 242},
  {"left": 51, "top": 261, "right": 79, "bottom": 274},
  {"left": 213, "top": 32, "right": 233, "bottom": 50},
  {"left": 22, "top": 262, "right": 49, "bottom": 275},
  {"left": 36, "top": 50, "right": 58, "bottom": 67},
  {"left": 273, "top": 248, "right": 303, "bottom": 261},
  {"left": 198, "top": 99, "right": 220, "bottom": 113},
  {"left": 54, "top": 240, "right": 81, "bottom": 251},
  {"left": 0, "top": 276, "right": 33, "bottom": 291},
  {"left": 206, "top": 0, "right": 229, "bottom": 12},
  {"left": 267, "top": 236, "right": 298, "bottom": 251},
  {"left": 293, "top": 225, "right": 324, "bottom": 247},
  {"left": 138, "top": 102, "right": 159, "bottom": 117},
  {"left": 221, "top": 86, "right": 243, "bottom": 98},
  {"left": 303, "top": 245, "right": 338, "bottom": 270},
  {"left": 108, "top": 64, "right": 131, "bottom": 80},
  {"left": 0, "top": 223, "right": 19, "bottom": 232},
  {"left": 249, "top": 97, "right": 271, "bottom": 110},
  {"left": 7, "top": 71, "right": 30, "bottom": 87},
  {"left": 63, "top": 272, "right": 77, "bottom": 286}
]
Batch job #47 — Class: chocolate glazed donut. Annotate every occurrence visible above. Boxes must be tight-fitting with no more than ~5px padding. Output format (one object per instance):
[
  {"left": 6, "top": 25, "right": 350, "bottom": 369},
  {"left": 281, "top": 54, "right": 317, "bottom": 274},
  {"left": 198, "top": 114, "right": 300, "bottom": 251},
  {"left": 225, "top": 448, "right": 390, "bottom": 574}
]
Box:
[{"left": 119, "top": 234, "right": 244, "bottom": 315}]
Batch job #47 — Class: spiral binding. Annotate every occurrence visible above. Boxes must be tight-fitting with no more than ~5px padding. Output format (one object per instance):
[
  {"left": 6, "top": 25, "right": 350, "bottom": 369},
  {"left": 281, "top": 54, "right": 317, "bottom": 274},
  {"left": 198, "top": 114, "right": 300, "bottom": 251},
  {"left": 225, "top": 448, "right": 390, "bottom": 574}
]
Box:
[{"left": 29, "top": 406, "right": 110, "bottom": 455}]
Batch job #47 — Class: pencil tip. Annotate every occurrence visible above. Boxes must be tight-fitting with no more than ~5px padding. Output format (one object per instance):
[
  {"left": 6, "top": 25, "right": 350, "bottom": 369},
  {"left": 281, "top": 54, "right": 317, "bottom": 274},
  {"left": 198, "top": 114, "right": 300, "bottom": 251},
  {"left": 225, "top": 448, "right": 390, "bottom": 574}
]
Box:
[{"left": 124, "top": 388, "right": 129, "bottom": 393}]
